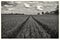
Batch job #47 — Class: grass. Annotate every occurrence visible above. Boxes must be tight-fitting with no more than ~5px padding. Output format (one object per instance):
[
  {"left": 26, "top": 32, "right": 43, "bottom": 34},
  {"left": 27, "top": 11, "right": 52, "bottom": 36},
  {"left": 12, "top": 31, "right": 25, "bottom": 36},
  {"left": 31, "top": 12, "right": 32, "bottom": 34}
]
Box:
[
  {"left": 1, "top": 14, "right": 59, "bottom": 38},
  {"left": 33, "top": 15, "right": 58, "bottom": 31},
  {"left": 1, "top": 14, "right": 28, "bottom": 37},
  {"left": 33, "top": 15, "right": 59, "bottom": 38}
]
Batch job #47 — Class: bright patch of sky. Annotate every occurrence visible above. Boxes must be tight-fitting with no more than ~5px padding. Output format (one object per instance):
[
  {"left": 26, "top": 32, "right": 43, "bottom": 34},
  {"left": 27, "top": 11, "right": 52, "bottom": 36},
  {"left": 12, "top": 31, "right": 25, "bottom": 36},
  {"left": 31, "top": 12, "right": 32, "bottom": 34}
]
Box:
[
  {"left": 37, "top": 5, "right": 43, "bottom": 11},
  {"left": 24, "top": 3, "right": 30, "bottom": 8}
]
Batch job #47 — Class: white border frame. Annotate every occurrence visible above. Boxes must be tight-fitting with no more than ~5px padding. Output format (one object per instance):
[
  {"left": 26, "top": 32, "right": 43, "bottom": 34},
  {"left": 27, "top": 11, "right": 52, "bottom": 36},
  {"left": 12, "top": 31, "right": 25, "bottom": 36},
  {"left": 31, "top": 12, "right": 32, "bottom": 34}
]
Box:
[{"left": 0, "top": 0, "right": 59, "bottom": 40}]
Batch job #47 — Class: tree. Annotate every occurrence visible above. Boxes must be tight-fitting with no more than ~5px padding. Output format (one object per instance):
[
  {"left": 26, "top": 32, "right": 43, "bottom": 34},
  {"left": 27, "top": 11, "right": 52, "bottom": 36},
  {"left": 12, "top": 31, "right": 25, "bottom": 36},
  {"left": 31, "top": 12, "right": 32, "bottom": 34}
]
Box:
[
  {"left": 45, "top": 11, "right": 49, "bottom": 14},
  {"left": 42, "top": 12, "right": 44, "bottom": 14},
  {"left": 55, "top": 5, "right": 59, "bottom": 15},
  {"left": 37, "top": 13, "right": 40, "bottom": 15}
]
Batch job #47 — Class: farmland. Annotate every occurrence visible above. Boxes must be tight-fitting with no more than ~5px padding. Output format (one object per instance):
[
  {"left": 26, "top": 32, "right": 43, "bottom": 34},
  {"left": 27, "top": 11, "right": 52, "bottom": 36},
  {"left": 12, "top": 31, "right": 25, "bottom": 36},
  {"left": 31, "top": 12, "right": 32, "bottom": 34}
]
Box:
[
  {"left": 32, "top": 15, "right": 59, "bottom": 38},
  {"left": 1, "top": 14, "right": 58, "bottom": 38},
  {"left": 1, "top": 14, "right": 29, "bottom": 38}
]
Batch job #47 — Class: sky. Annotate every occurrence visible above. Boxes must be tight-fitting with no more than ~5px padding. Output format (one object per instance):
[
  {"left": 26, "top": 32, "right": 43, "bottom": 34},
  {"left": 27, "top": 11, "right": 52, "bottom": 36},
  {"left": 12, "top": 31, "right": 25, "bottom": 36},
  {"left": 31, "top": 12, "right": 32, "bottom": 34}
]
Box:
[{"left": 1, "top": 1, "right": 59, "bottom": 15}]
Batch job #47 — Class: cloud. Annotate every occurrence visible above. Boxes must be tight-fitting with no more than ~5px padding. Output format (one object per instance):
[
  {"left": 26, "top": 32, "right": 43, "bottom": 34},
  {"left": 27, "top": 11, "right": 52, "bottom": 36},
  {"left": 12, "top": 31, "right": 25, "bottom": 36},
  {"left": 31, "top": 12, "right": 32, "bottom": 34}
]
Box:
[
  {"left": 1, "top": 1, "right": 58, "bottom": 14},
  {"left": 24, "top": 3, "right": 30, "bottom": 8},
  {"left": 15, "top": 1, "right": 21, "bottom": 4},
  {"left": 8, "top": 8, "right": 15, "bottom": 10},
  {"left": 4, "top": 5, "right": 13, "bottom": 7},
  {"left": 37, "top": 5, "right": 43, "bottom": 10}
]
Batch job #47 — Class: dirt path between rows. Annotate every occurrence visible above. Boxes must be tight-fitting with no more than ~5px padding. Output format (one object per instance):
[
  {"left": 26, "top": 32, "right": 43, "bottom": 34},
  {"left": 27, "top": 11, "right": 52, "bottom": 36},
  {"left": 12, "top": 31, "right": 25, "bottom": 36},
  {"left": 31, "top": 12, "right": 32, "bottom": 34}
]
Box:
[
  {"left": 2, "top": 16, "right": 58, "bottom": 38},
  {"left": 16, "top": 16, "right": 51, "bottom": 38}
]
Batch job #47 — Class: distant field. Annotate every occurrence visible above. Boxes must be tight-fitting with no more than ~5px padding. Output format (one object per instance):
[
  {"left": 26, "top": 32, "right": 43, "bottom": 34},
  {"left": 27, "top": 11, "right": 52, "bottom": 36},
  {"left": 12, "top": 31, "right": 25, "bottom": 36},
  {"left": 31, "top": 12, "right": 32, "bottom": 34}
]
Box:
[
  {"left": 1, "top": 14, "right": 59, "bottom": 38},
  {"left": 33, "top": 15, "right": 58, "bottom": 31}
]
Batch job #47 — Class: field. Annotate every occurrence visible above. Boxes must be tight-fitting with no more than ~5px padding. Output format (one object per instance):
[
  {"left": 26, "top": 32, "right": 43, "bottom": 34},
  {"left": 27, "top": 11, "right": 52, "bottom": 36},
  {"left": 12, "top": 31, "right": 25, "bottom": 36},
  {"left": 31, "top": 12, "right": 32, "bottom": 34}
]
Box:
[
  {"left": 1, "top": 14, "right": 59, "bottom": 38},
  {"left": 33, "top": 15, "right": 59, "bottom": 38}
]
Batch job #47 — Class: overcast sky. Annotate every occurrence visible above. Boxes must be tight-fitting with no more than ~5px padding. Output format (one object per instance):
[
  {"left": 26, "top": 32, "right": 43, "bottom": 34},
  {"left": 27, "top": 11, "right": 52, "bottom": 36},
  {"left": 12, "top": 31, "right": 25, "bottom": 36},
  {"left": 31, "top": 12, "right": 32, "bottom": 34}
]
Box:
[{"left": 1, "top": 1, "right": 59, "bottom": 14}]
